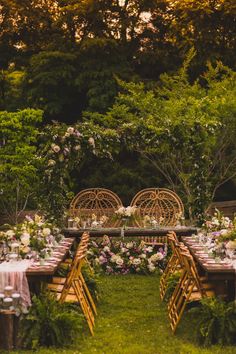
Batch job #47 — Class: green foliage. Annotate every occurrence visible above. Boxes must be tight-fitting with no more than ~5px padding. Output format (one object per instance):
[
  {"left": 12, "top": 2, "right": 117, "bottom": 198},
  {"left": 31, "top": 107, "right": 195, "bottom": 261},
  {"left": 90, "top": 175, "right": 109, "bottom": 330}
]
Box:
[
  {"left": 0, "top": 109, "right": 43, "bottom": 223},
  {"left": 98, "top": 56, "right": 236, "bottom": 221},
  {"left": 25, "top": 51, "right": 77, "bottom": 116},
  {"left": 1, "top": 0, "right": 235, "bottom": 121},
  {"left": 37, "top": 121, "right": 119, "bottom": 221},
  {"left": 20, "top": 292, "right": 83, "bottom": 349},
  {"left": 190, "top": 297, "right": 236, "bottom": 347},
  {"left": 76, "top": 38, "right": 135, "bottom": 113},
  {"left": 0, "top": 69, "right": 25, "bottom": 111}
]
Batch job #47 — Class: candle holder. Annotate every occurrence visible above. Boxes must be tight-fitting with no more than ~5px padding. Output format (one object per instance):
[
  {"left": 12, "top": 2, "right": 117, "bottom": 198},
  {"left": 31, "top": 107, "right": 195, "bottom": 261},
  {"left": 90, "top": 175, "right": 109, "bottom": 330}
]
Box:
[
  {"left": 3, "top": 297, "right": 13, "bottom": 310},
  {"left": 67, "top": 217, "right": 74, "bottom": 229},
  {"left": 9, "top": 253, "right": 18, "bottom": 262},
  {"left": 4, "top": 286, "right": 13, "bottom": 297},
  {"left": 12, "top": 293, "right": 21, "bottom": 308},
  {"left": 10, "top": 242, "right": 20, "bottom": 255}
]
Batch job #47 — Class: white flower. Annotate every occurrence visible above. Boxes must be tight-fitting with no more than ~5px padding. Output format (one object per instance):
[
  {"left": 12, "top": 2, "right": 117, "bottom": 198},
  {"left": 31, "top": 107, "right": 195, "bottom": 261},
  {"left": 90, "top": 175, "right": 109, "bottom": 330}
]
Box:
[
  {"left": 48, "top": 159, "right": 56, "bottom": 167},
  {"left": 149, "top": 252, "right": 164, "bottom": 263},
  {"left": 148, "top": 264, "right": 156, "bottom": 272},
  {"left": 20, "top": 233, "right": 30, "bottom": 246},
  {"left": 5, "top": 230, "right": 15, "bottom": 238},
  {"left": 146, "top": 246, "right": 153, "bottom": 253},
  {"left": 51, "top": 144, "right": 60, "bottom": 153},
  {"left": 115, "top": 206, "right": 126, "bottom": 216},
  {"left": 74, "top": 145, "right": 81, "bottom": 151},
  {"left": 67, "top": 127, "right": 74, "bottom": 134},
  {"left": 64, "top": 132, "right": 70, "bottom": 137},
  {"left": 42, "top": 228, "right": 51, "bottom": 237},
  {"left": 88, "top": 137, "right": 95, "bottom": 147},
  {"left": 132, "top": 258, "right": 141, "bottom": 265},
  {"left": 121, "top": 247, "right": 128, "bottom": 253},
  {"left": 116, "top": 258, "right": 124, "bottom": 266},
  {"left": 111, "top": 255, "right": 119, "bottom": 263},
  {"left": 140, "top": 253, "right": 146, "bottom": 259},
  {"left": 103, "top": 246, "right": 110, "bottom": 252},
  {"left": 126, "top": 242, "right": 134, "bottom": 249}
]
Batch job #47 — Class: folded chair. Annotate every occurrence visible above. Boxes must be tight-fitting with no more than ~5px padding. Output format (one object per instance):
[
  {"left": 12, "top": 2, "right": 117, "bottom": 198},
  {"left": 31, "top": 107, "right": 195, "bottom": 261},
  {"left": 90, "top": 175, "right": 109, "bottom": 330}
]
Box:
[
  {"left": 168, "top": 249, "right": 215, "bottom": 333},
  {"left": 48, "top": 232, "right": 97, "bottom": 335},
  {"left": 159, "top": 232, "right": 182, "bottom": 300}
]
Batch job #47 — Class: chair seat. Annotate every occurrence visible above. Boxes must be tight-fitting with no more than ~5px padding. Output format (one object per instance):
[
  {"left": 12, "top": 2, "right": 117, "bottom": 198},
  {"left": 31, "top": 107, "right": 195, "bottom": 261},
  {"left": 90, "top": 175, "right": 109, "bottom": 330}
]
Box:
[
  {"left": 48, "top": 283, "right": 76, "bottom": 295},
  {"left": 189, "top": 290, "right": 215, "bottom": 301},
  {"left": 52, "top": 276, "right": 66, "bottom": 284},
  {"left": 56, "top": 292, "right": 78, "bottom": 303}
]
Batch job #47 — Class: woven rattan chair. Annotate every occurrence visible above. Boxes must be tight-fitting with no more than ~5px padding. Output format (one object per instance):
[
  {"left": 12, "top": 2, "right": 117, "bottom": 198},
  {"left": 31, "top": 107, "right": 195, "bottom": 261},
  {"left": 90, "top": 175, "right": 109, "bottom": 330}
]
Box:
[
  {"left": 69, "top": 188, "right": 123, "bottom": 227},
  {"left": 130, "top": 188, "right": 184, "bottom": 227}
]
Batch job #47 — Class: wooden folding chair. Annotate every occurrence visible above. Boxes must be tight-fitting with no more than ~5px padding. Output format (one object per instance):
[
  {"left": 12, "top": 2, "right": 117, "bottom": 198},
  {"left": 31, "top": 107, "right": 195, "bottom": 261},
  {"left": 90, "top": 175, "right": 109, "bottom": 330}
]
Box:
[
  {"left": 159, "top": 232, "right": 183, "bottom": 300},
  {"left": 168, "top": 250, "right": 215, "bottom": 333},
  {"left": 48, "top": 233, "right": 97, "bottom": 335}
]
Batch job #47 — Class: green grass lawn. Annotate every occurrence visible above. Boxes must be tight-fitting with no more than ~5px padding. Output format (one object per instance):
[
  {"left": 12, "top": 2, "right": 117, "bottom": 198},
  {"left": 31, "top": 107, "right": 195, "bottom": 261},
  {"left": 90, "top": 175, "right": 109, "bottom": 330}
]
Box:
[{"left": 14, "top": 275, "right": 236, "bottom": 354}]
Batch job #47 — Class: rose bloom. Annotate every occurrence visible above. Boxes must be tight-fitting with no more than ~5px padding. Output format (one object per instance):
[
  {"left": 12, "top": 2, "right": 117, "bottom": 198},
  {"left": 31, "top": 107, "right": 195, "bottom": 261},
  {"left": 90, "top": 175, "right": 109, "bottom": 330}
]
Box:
[
  {"left": 111, "top": 255, "right": 119, "bottom": 263},
  {"left": 103, "top": 246, "right": 110, "bottom": 252},
  {"left": 116, "top": 258, "right": 124, "bottom": 266},
  {"left": 149, "top": 252, "right": 164, "bottom": 263},
  {"left": 51, "top": 144, "right": 60, "bottom": 153},
  {"left": 67, "top": 127, "right": 74, "bottom": 134},
  {"left": 88, "top": 137, "right": 95, "bottom": 147},
  {"left": 126, "top": 242, "right": 134, "bottom": 249},
  {"left": 140, "top": 253, "right": 146, "bottom": 259},
  {"left": 132, "top": 258, "right": 141, "bottom": 266}
]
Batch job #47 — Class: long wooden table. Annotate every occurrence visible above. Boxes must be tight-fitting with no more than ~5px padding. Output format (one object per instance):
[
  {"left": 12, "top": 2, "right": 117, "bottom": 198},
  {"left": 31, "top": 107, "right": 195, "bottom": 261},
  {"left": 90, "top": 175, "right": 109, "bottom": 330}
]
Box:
[
  {"left": 63, "top": 226, "right": 197, "bottom": 238},
  {"left": 182, "top": 236, "right": 235, "bottom": 300},
  {"left": 26, "top": 237, "right": 74, "bottom": 276}
]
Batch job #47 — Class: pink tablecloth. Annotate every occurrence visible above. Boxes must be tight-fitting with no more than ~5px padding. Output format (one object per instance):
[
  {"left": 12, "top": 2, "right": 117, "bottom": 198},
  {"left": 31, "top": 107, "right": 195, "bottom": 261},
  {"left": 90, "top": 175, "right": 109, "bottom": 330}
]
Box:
[{"left": 0, "top": 260, "right": 32, "bottom": 309}]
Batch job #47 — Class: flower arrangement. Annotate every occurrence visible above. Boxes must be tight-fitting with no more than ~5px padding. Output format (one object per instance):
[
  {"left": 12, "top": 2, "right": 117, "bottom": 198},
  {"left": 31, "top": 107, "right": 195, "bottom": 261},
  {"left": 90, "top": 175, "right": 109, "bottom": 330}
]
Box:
[
  {"left": 203, "top": 209, "right": 232, "bottom": 232},
  {"left": 201, "top": 210, "right": 236, "bottom": 259},
  {"left": 87, "top": 236, "right": 166, "bottom": 275},
  {"left": 143, "top": 215, "right": 165, "bottom": 228},
  {"left": 114, "top": 206, "right": 137, "bottom": 227},
  {"left": 0, "top": 214, "right": 63, "bottom": 259}
]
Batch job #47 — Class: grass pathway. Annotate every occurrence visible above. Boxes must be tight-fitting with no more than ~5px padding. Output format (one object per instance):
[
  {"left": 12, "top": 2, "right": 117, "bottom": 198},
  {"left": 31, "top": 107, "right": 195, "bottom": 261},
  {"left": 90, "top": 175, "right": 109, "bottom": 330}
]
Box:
[{"left": 17, "top": 275, "right": 236, "bottom": 354}]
